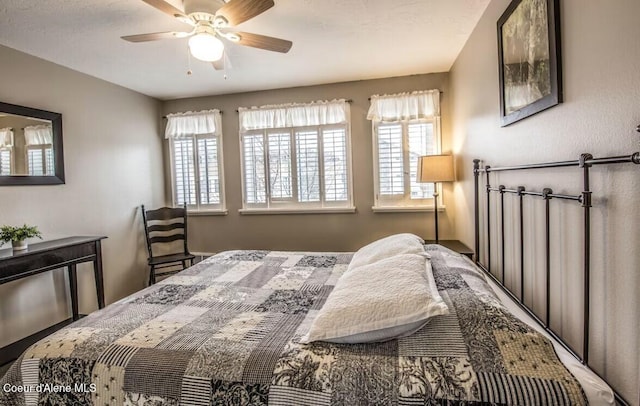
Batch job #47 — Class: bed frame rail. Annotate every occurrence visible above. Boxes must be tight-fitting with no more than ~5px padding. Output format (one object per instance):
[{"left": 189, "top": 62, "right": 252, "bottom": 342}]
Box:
[{"left": 473, "top": 149, "right": 639, "bottom": 406}]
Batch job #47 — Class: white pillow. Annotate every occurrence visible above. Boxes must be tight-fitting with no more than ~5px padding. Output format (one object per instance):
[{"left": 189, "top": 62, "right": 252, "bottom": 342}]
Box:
[
  {"left": 347, "top": 233, "right": 426, "bottom": 272},
  {"left": 300, "top": 253, "right": 448, "bottom": 344}
]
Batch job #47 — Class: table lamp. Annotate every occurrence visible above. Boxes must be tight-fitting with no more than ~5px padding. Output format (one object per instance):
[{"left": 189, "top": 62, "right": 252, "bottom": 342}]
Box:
[{"left": 417, "top": 154, "right": 455, "bottom": 243}]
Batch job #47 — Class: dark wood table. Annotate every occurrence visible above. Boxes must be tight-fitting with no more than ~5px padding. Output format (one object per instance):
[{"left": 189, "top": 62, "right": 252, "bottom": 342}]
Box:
[{"left": 0, "top": 236, "right": 106, "bottom": 365}]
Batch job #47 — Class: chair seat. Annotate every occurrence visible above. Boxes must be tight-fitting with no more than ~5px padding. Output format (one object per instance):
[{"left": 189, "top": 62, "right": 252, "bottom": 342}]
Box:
[{"left": 148, "top": 252, "right": 195, "bottom": 266}]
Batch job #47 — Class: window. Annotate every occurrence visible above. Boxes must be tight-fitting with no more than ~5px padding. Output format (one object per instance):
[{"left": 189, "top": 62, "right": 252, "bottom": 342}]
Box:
[
  {"left": 0, "top": 128, "right": 12, "bottom": 175},
  {"left": 166, "top": 110, "right": 225, "bottom": 213},
  {"left": 23, "top": 125, "right": 54, "bottom": 176},
  {"left": 0, "top": 148, "right": 11, "bottom": 175},
  {"left": 26, "top": 145, "right": 54, "bottom": 176},
  {"left": 239, "top": 100, "right": 353, "bottom": 212},
  {"left": 368, "top": 90, "right": 442, "bottom": 210}
]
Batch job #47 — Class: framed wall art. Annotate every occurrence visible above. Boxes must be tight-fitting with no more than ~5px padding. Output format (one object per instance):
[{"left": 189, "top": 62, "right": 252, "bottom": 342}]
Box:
[{"left": 497, "top": 0, "right": 562, "bottom": 126}]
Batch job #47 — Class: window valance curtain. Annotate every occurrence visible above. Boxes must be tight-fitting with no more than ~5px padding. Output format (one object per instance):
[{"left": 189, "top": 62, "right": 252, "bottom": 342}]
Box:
[
  {"left": 0, "top": 128, "right": 13, "bottom": 148},
  {"left": 238, "top": 99, "right": 349, "bottom": 131},
  {"left": 367, "top": 90, "right": 440, "bottom": 122},
  {"left": 165, "top": 109, "right": 222, "bottom": 139},
  {"left": 24, "top": 125, "right": 53, "bottom": 146}
]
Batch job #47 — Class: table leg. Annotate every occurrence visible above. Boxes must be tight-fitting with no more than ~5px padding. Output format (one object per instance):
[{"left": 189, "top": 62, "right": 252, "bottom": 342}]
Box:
[
  {"left": 93, "top": 240, "right": 105, "bottom": 309},
  {"left": 67, "top": 264, "right": 79, "bottom": 321}
]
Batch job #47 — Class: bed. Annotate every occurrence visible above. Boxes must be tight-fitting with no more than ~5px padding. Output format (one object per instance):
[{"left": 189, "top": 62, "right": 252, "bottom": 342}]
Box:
[
  {"left": 0, "top": 243, "right": 612, "bottom": 405},
  {"left": 3, "top": 150, "right": 638, "bottom": 405}
]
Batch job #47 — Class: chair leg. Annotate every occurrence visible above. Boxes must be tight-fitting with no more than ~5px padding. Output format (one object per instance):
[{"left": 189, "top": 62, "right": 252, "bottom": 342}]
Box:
[
  {"left": 149, "top": 266, "right": 156, "bottom": 285},
  {"left": 181, "top": 260, "right": 187, "bottom": 270}
]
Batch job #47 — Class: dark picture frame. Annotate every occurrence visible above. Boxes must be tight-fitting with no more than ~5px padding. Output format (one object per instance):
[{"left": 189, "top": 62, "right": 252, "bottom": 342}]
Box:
[{"left": 497, "top": 0, "right": 562, "bottom": 126}]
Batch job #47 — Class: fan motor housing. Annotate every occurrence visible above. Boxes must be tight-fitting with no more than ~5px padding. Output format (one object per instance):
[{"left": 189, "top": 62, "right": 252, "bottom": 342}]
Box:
[{"left": 184, "top": 0, "right": 226, "bottom": 15}]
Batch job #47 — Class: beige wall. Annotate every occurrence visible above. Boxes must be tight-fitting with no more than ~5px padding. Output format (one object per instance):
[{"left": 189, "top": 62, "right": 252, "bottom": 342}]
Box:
[
  {"left": 163, "top": 74, "right": 455, "bottom": 253},
  {"left": 0, "top": 45, "right": 165, "bottom": 347},
  {"left": 450, "top": 0, "right": 640, "bottom": 403}
]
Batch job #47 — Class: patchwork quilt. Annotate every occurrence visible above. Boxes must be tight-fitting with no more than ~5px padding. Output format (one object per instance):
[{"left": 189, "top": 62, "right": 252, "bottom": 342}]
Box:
[{"left": 0, "top": 246, "right": 586, "bottom": 405}]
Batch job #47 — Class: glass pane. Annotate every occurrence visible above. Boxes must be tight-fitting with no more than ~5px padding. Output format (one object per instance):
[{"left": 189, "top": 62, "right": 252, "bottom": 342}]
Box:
[
  {"left": 27, "top": 148, "right": 44, "bottom": 176},
  {"left": 0, "top": 150, "right": 10, "bottom": 176},
  {"left": 243, "top": 134, "right": 266, "bottom": 204},
  {"left": 173, "top": 139, "right": 196, "bottom": 205},
  {"left": 323, "top": 128, "right": 348, "bottom": 201},
  {"left": 295, "top": 130, "right": 320, "bottom": 202},
  {"left": 377, "top": 124, "right": 404, "bottom": 195},
  {"left": 45, "top": 147, "right": 54, "bottom": 176},
  {"left": 268, "top": 132, "right": 293, "bottom": 199},
  {"left": 408, "top": 123, "right": 435, "bottom": 199},
  {"left": 197, "top": 137, "right": 220, "bottom": 205}
]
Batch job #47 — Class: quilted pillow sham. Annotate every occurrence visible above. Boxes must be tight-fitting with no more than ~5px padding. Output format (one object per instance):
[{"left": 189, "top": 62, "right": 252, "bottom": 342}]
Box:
[
  {"left": 347, "top": 233, "right": 427, "bottom": 272},
  {"left": 300, "top": 253, "right": 448, "bottom": 344}
]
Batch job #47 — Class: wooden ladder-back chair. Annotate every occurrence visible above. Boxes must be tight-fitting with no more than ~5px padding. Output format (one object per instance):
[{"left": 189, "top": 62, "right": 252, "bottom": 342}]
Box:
[{"left": 141, "top": 204, "right": 195, "bottom": 285}]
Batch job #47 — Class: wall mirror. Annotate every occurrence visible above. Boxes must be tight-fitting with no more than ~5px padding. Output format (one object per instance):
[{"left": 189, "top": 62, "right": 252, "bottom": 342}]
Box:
[{"left": 0, "top": 101, "right": 64, "bottom": 185}]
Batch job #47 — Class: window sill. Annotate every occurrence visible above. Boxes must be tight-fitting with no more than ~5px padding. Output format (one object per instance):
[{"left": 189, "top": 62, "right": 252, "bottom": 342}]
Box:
[
  {"left": 239, "top": 207, "right": 356, "bottom": 215},
  {"left": 187, "top": 209, "right": 228, "bottom": 216},
  {"left": 372, "top": 205, "right": 447, "bottom": 213}
]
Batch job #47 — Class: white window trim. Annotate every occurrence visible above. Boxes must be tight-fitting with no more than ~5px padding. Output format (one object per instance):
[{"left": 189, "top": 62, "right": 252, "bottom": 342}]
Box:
[
  {"left": 239, "top": 123, "right": 355, "bottom": 213},
  {"left": 169, "top": 133, "right": 227, "bottom": 213},
  {"left": 372, "top": 117, "right": 443, "bottom": 211},
  {"left": 372, "top": 204, "right": 447, "bottom": 213},
  {"left": 239, "top": 207, "right": 356, "bottom": 215},
  {"left": 188, "top": 209, "right": 229, "bottom": 216}
]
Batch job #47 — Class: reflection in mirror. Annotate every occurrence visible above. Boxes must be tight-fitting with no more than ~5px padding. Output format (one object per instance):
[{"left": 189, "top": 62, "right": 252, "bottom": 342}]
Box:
[
  {"left": 0, "top": 102, "right": 64, "bottom": 185},
  {"left": 0, "top": 116, "right": 54, "bottom": 176}
]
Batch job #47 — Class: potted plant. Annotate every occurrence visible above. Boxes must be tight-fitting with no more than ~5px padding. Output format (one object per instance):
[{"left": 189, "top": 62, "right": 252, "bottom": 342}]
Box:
[{"left": 0, "top": 224, "right": 42, "bottom": 251}]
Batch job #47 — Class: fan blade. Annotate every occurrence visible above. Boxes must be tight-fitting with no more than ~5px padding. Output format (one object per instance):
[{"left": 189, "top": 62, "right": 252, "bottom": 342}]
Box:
[
  {"left": 216, "top": 0, "right": 274, "bottom": 26},
  {"left": 235, "top": 32, "right": 292, "bottom": 53},
  {"left": 142, "top": 0, "right": 189, "bottom": 20},
  {"left": 121, "top": 31, "right": 189, "bottom": 42}
]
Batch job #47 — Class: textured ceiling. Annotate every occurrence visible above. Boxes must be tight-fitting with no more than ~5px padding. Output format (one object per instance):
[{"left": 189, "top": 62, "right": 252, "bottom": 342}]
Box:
[{"left": 0, "top": 0, "right": 490, "bottom": 100}]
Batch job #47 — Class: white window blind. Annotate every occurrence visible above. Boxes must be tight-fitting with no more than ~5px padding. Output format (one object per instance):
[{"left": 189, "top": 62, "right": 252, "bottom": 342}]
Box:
[
  {"left": 377, "top": 124, "right": 404, "bottom": 196},
  {"left": 368, "top": 90, "right": 441, "bottom": 208},
  {"left": 174, "top": 139, "right": 196, "bottom": 205},
  {"left": 322, "top": 128, "right": 348, "bottom": 202},
  {"left": 166, "top": 110, "right": 225, "bottom": 212},
  {"left": 296, "top": 130, "right": 320, "bottom": 202},
  {"left": 197, "top": 137, "right": 221, "bottom": 205},
  {"left": 408, "top": 123, "right": 435, "bottom": 199},
  {"left": 268, "top": 132, "right": 293, "bottom": 200},
  {"left": 26, "top": 146, "right": 53, "bottom": 176},
  {"left": 243, "top": 134, "right": 266, "bottom": 204},
  {"left": 0, "top": 149, "right": 11, "bottom": 175},
  {"left": 239, "top": 100, "right": 353, "bottom": 211}
]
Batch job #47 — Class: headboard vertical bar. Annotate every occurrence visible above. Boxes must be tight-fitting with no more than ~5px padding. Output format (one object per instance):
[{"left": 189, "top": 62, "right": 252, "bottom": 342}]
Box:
[
  {"left": 499, "top": 185, "right": 506, "bottom": 284},
  {"left": 473, "top": 159, "right": 481, "bottom": 264},
  {"left": 485, "top": 167, "right": 492, "bottom": 272},
  {"left": 543, "top": 188, "right": 553, "bottom": 327},
  {"left": 518, "top": 186, "right": 526, "bottom": 303},
  {"left": 580, "top": 153, "right": 593, "bottom": 365}
]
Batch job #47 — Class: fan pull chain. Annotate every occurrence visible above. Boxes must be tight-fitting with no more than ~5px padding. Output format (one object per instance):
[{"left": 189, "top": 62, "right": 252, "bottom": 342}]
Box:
[
  {"left": 187, "top": 47, "right": 193, "bottom": 76},
  {"left": 223, "top": 51, "right": 228, "bottom": 80}
]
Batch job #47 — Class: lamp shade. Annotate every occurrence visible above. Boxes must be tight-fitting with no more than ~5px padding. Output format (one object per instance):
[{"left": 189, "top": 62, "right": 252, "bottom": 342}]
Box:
[
  {"left": 417, "top": 154, "right": 455, "bottom": 183},
  {"left": 189, "top": 33, "right": 224, "bottom": 62}
]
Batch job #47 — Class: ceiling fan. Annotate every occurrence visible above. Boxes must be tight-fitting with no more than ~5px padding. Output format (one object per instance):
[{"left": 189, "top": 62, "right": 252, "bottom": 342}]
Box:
[{"left": 122, "top": 0, "right": 292, "bottom": 68}]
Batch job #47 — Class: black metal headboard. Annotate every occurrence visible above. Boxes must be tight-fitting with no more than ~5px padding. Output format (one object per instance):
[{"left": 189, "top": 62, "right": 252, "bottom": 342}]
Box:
[{"left": 473, "top": 148, "right": 639, "bottom": 405}]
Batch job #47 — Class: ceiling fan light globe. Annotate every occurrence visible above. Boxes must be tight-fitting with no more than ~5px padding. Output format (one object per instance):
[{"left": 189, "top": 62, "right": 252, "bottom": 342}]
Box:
[{"left": 188, "top": 33, "right": 224, "bottom": 62}]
